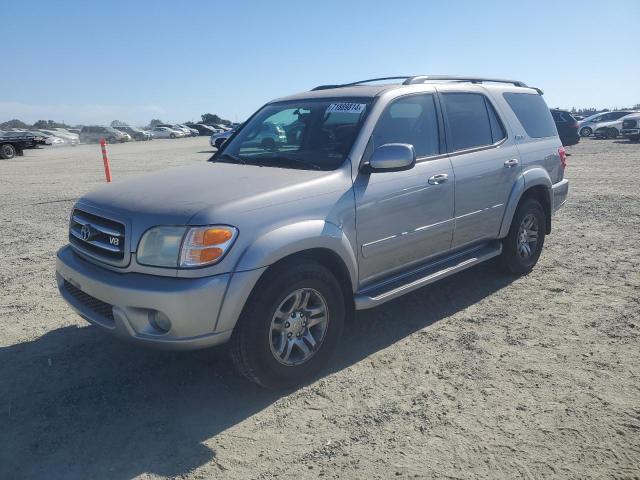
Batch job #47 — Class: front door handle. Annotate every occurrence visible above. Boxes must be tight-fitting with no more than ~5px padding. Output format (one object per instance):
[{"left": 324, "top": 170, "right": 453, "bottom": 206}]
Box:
[
  {"left": 428, "top": 173, "right": 449, "bottom": 185},
  {"left": 504, "top": 158, "right": 519, "bottom": 168}
]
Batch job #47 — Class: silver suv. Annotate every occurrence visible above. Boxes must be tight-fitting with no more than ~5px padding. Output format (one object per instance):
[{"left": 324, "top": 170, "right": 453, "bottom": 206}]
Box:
[{"left": 56, "top": 75, "right": 569, "bottom": 388}]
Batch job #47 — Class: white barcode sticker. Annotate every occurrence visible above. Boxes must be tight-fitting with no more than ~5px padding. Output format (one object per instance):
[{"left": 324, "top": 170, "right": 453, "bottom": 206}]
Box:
[{"left": 325, "top": 103, "right": 366, "bottom": 115}]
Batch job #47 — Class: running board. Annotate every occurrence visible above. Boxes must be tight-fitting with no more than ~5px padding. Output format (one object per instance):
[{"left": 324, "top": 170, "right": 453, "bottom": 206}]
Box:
[{"left": 354, "top": 241, "right": 503, "bottom": 310}]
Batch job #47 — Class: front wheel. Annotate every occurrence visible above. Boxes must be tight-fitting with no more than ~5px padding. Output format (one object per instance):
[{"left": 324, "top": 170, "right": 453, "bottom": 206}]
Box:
[
  {"left": 0, "top": 143, "right": 17, "bottom": 159},
  {"left": 607, "top": 127, "right": 618, "bottom": 139},
  {"left": 230, "top": 261, "right": 345, "bottom": 389},
  {"left": 580, "top": 127, "right": 592, "bottom": 137},
  {"left": 500, "top": 198, "right": 546, "bottom": 274}
]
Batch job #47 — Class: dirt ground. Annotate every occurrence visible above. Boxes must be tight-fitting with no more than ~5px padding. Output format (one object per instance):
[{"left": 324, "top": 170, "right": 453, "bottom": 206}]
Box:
[{"left": 1, "top": 137, "right": 639, "bottom": 479}]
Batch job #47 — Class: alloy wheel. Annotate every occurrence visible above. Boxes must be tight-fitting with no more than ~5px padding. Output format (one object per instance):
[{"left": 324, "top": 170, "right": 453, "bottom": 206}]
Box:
[{"left": 269, "top": 288, "right": 329, "bottom": 366}]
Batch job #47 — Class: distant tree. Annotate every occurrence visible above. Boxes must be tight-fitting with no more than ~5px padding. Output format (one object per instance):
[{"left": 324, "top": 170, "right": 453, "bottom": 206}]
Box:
[
  {"left": 147, "top": 119, "right": 164, "bottom": 129},
  {"left": 110, "top": 120, "right": 127, "bottom": 127},
  {"left": 200, "top": 113, "right": 228, "bottom": 125},
  {"left": 0, "top": 119, "right": 29, "bottom": 129},
  {"left": 32, "top": 119, "right": 72, "bottom": 129}
]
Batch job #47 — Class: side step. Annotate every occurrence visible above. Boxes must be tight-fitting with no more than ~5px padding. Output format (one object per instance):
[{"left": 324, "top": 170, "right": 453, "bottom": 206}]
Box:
[{"left": 354, "top": 241, "right": 503, "bottom": 310}]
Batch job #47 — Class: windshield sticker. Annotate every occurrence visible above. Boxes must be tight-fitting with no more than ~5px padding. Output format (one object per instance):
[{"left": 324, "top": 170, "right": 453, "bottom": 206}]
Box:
[{"left": 325, "top": 103, "right": 366, "bottom": 115}]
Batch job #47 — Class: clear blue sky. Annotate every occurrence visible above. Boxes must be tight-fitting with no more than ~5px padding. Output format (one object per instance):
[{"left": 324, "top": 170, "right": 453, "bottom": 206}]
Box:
[{"left": 2, "top": 0, "right": 638, "bottom": 126}]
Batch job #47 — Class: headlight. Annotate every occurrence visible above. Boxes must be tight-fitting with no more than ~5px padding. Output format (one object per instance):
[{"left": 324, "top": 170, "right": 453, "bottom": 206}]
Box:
[
  {"left": 136, "top": 225, "right": 237, "bottom": 268},
  {"left": 137, "top": 226, "right": 186, "bottom": 267}
]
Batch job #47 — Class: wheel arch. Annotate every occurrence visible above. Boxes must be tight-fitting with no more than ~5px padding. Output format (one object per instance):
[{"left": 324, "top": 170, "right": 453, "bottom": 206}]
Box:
[{"left": 499, "top": 169, "right": 553, "bottom": 237}]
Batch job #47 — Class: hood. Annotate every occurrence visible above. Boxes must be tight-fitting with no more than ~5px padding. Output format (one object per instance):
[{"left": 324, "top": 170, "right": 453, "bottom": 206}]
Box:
[{"left": 78, "top": 162, "right": 343, "bottom": 240}]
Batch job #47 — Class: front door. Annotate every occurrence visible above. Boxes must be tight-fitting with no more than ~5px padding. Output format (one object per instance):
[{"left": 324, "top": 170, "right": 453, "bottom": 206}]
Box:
[{"left": 354, "top": 93, "right": 455, "bottom": 286}]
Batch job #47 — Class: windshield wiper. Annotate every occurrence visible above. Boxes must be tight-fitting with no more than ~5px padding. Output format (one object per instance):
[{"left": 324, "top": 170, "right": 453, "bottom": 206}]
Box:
[
  {"left": 257, "top": 154, "right": 322, "bottom": 171},
  {"left": 212, "top": 152, "right": 247, "bottom": 165}
]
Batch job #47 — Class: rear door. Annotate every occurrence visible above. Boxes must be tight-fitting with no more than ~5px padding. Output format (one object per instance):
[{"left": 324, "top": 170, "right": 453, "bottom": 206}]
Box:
[
  {"left": 440, "top": 91, "right": 521, "bottom": 249},
  {"left": 354, "top": 93, "right": 455, "bottom": 286}
]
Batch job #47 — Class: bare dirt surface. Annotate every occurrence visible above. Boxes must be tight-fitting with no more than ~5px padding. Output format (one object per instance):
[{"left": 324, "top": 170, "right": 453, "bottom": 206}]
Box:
[{"left": 1, "top": 137, "right": 639, "bottom": 479}]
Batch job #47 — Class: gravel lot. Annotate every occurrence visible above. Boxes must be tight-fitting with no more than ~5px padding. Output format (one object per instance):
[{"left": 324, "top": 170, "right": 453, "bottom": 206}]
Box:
[{"left": 1, "top": 137, "right": 639, "bottom": 479}]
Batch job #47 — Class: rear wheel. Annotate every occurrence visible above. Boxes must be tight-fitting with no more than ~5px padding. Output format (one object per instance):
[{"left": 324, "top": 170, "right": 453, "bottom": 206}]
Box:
[
  {"left": 170, "top": 133, "right": 176, "bottom": 139},
  {"left": 230, "top": 261, "right": 345, "bottom": 389},
  {"left": 0, "top": 143, "right": 16, "bottom": 159},
  {"left": 580, "top": 126, "right": 592, "bottom": 137},
  {"left": 500, "top": 198, "right": 546, "bottom": 274}
]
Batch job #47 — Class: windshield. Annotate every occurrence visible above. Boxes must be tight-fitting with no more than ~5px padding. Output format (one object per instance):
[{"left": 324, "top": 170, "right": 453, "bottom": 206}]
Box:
[{"left": 214, "top": 98, "right": 372, "bottom": 170}]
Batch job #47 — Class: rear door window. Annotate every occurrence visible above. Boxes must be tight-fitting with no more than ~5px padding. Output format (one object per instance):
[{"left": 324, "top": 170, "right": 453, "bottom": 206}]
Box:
[
  {"left": 503, "top": 92, "right": 557, "bottom": 138},
  {"left": 441, "top": 93, "right": 496, "bottom": 151}
]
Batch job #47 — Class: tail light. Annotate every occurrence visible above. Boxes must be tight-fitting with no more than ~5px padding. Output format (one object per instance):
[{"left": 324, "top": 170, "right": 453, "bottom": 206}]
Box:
[
  {"left": 570, "top": 121, "right": 579, "bottom": 128},
  {"left": 558, "top": 146, "right": 567, "bottom": 168}
]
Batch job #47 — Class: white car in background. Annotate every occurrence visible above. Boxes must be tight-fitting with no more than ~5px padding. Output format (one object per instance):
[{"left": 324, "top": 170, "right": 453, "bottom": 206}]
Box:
[
  {"left": 40, "top": 129, "right": 80, "bottom": 146},
  {"left": 151, "top": 126, "right": 185, "bottom": 139},
  {"left": 176, "top": 124, "right": 199, "bottom": 137},
  {"left": 592, "top": 116, "right": 634, "bottom": 139},
  {"left": 578, "top": 110, "right": 636, "bottom": 137}
]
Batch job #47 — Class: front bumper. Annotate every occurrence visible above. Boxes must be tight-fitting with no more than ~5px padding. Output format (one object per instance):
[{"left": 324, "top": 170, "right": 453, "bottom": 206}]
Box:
[
  {"left": 56, "top": 245, "right": 264, "bottom": 350},
  {"left": 552, "top": 178, "right": 569, "bottom": 212}
]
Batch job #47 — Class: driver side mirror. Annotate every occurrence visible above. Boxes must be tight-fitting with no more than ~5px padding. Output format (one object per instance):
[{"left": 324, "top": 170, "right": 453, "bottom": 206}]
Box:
[{"left": 366, "top": 143, "right": 416, "bottom": 172}]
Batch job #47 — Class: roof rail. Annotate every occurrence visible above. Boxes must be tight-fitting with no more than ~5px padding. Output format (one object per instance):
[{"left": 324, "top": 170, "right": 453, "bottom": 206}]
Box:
[
  {"left": 311, "top": 75, "right": 543, "bottom": 94},
  {"left": 403, "top": 75, "right": 543, "bottom": 94},
  {"left": 311, "top": 76, "right": 412, "bottom": 91}
]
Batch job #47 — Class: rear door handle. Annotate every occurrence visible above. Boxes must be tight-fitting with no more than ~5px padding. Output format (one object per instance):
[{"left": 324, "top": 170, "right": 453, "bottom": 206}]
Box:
[
  {"left": 428, "top": 173, "right": 449, "bottom": 185},
  {"left": 504, "top": 158, "right": 519, "bottom": 168}
]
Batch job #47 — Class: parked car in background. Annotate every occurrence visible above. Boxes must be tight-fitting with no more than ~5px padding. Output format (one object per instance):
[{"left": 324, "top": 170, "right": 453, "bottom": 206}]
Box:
[
  {"left": 80, "top": 126, "right": 130, "bottom": 144},
  {"left": 30, "top": 130, "right": 63, "bottom": 145},
  {"left": 578, "top": 111, "right": 636, "bottom": 137},
  {"left": 185, "top": 123, "right": 218, "bottom": 136},
  {"left": 209, "top": 125, "right": 241, "bottom": 148},
  {"left": 151, "top": 126, "right": 185, "bottom": 138},
  {"left": 0, "top": 130, "right": 37, "bottom": 158},
  {"left": 40, "top": 129, "right": 80, "bottom": 146},
  {"left": 113, "top": 125, "right": 153, "bottom": 141},
  {"left": 176, "top": 124, "right": 199, "bottom": 137},
  {"left": 620, "top": 113, "right": 640, "bottom": 141},
  {"left": 551, "top": 109, "right": 580, "bottom": 146},
  {"left": 591, "top": 114, "right": 637, "bottom": 139},
  {"left": 157, "top": 124, "right": 192, "bottom": 137},
  {"left": 56, "top": 75, "right": 568, "bottom": 388}
]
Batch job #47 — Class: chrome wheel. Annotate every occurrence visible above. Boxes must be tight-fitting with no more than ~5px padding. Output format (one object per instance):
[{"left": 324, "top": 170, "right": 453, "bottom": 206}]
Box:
[
  {"left": 517, "top": 213, "right": 539, "bottom": 259},
  {"left": 269, "top": 288, "right": 329, "bottom": 366}
]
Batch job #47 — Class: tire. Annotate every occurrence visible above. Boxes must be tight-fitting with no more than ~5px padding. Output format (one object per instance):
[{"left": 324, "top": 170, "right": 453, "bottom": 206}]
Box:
[
  {"left": 579, "top": 127, "right": 592, "bottom": 137},
  {"left": 170, "top": 133, "right": 176, "bottom": 139},
  {"left": 215, "top": 138, "right": 225, "bottom": 149},
  {"left": 0, "top": 143, "right": 16, "bottom": 159},
  {"left": 607, "top": 127, "right": 618, "bottom": 139},
  {"left": 230, "top": 260, "right": 345, "bottom": 389},
  {"left": 108, "top": 136, "right": 116, "bottom": 143},
  {"left": 500, "top": 198, "right": 546, "bottom": 274},
  {"left": 629, "top": 135, "right": 640, "bottom": 142}
]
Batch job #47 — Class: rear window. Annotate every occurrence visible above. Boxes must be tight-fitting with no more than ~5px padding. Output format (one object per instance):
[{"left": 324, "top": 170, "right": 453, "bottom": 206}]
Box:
[{"left": 503, "top": 93, "right": 556, "bottom": 138}]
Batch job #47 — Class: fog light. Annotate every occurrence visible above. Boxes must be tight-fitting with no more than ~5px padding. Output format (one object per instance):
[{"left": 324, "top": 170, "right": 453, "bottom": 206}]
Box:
[{"left": 152, "top": 311, "right": 172, "bottom": 333}]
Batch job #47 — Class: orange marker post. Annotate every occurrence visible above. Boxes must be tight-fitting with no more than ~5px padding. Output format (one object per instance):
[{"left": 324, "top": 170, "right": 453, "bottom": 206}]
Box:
[{"left": 99, "top": 138, "right": 112, "bottom": 183}]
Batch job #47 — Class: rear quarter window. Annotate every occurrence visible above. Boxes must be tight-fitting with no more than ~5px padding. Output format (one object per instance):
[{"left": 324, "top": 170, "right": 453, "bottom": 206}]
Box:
[{"left": 503, "top": 92, "right": 557, "bottom": 138}]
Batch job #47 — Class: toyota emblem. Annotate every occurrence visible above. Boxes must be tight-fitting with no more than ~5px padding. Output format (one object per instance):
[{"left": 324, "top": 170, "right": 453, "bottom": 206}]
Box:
[{"left": 80, "top": 224, "right": 92, "bottom": 241}]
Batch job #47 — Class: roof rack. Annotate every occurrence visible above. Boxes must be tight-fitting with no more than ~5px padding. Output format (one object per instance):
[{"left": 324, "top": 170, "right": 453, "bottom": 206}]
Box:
[
  {"left": 311, "top": 76, "right": 413, "bottom": 91},
  {"left": 311, "top": 75, "right": 543, "bottom": 94}
]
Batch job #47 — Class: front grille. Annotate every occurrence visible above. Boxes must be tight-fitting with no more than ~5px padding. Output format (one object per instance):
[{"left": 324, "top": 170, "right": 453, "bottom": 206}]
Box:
[
  {"left": 622, "top": 119, "right": 637, "bottom": 129},
  {"left": 64, "top": 280, "right": 114, "bottom": 323},
  {"left": 69, "top": 209, "right": 125, "bottom": 261}
]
